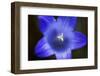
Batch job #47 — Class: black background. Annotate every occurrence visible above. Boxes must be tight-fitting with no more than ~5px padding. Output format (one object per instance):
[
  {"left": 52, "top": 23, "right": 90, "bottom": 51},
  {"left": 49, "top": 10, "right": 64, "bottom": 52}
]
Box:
[{"left": 28, "top": 15, "right": 88, "bottom": 61}]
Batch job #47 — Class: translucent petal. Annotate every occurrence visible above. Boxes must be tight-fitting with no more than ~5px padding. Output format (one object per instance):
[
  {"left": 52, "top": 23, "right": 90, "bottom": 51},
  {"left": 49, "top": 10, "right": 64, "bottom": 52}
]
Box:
[
  {"left": 71, "top": 31, "right": 87, "bottom": 50},
  {"left": 55, "top": 49, "right": 72, "bottom": 59},
  {"left": 35, "top": 37, "right": 54, "bottom": 57},
  {"left": 57, "top": 16, "right": 77, "bottom": 30},
  {"left": 38, "top": 16, "right": 56, "bottom": 33}
]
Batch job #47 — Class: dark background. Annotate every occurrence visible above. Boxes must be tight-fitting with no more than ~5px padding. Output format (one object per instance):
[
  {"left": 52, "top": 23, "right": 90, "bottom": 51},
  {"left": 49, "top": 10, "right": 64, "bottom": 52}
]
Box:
[{"left": 28, "top": 15, "right": 88, "bottom": 61}]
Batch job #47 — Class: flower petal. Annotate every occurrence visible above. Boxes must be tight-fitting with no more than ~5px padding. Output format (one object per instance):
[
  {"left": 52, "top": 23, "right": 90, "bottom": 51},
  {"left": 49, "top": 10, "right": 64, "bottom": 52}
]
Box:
[
  {"left": 35, "top": 37, "right": 54, "bottom": 57},
  {"left": 38, "top": 16, "right": 56, "bottom": 33},
  {"left": 55, "top": 49, "right": 72, "bottom": 59},
  {"left": 71, "top": 31, "right": 87, "bottom": 50},
  {"left": 57, "top": 16, "right": 77, "bottom": 30}
]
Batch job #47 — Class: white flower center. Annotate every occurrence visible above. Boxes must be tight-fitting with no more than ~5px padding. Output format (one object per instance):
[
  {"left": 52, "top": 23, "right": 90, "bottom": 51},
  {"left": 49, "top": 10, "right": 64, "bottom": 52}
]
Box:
[{"left": 57, "top": 33, "right": 64, "bottom": 42}]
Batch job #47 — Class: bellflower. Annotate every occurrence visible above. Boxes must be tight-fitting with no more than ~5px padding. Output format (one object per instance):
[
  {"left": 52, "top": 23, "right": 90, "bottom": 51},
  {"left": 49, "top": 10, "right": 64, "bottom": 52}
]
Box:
[{"left": 35, "top": 16, "right": 87, "bottom": 59}]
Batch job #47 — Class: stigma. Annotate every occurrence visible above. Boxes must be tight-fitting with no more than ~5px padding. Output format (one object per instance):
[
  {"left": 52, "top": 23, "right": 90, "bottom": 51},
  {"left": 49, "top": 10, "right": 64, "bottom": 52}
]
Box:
[{"left": 57, "top": 33, "right": 64, "bottom": 42}]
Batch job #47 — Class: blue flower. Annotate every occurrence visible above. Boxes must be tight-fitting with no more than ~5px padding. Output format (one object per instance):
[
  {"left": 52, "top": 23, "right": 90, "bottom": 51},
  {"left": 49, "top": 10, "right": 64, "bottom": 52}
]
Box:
[{"left": 35, "top": 16, "right": 87, "bottom": 59}]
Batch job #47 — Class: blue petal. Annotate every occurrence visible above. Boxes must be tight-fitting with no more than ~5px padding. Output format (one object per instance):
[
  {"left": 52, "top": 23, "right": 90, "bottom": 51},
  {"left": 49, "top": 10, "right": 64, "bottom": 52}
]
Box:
[
  {"left": 38, "top": 16, "right": 56, "bottom": 33},
  {"left": 55, "top": 49, "right": 72, "bottom": 59},
  {"left": 71, "top": 32, "right": 87, "bottom": 50},
  {"left": 57, "top": 16, "right": 77, "bottom": 30},
  {"left": 35, "top": 37, "right": 54, "bottom": 57}
]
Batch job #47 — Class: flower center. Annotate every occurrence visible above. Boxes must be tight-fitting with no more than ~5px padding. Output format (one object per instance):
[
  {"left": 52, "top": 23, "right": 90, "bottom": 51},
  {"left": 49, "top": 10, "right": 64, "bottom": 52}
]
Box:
[
  {"left": 57, "top": 33, "right": 64, "bottom": 42},
  {"left": 47, "top": 30, "right": 70, "bottom": 52}
]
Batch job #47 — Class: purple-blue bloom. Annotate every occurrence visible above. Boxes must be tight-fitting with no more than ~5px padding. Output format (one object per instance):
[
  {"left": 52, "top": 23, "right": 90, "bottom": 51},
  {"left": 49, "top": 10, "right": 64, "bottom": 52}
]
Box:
[{"left": 35, "top": 16, "right": 87, "bottom": 59}]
